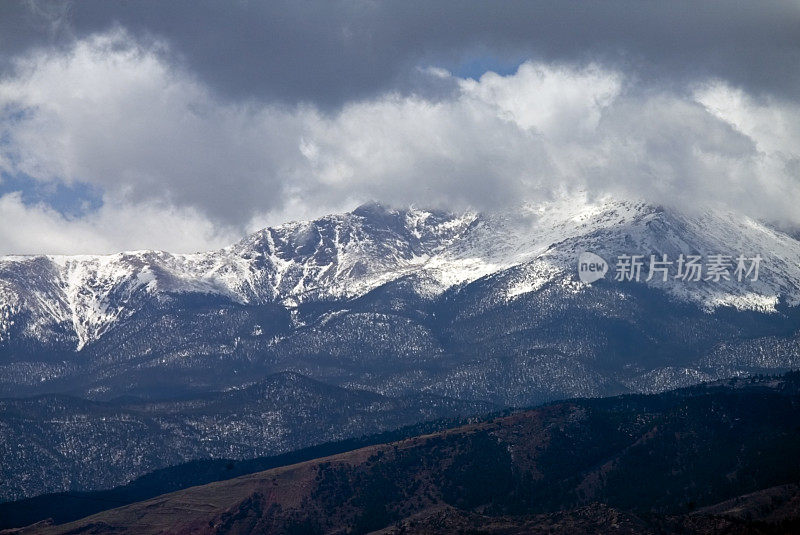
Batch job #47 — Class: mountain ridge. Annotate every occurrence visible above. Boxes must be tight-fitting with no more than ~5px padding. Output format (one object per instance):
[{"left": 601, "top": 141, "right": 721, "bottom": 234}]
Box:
[
  {"left": 0, "top": 371, "right": 493, "bottom": 502},
  {"left": 3, "top": 194, "right": 800, "bottom": 502},
  {"left": 3, "top": 194, "right": 799, "bottom": 352},
  {"left": 8, "top": 371, "right": 800, "bottom": 535}
]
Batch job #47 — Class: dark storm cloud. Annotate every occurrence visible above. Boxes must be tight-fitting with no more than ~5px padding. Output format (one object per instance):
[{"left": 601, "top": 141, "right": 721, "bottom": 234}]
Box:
[
  {"left": 1, "top": 1, "right": 799, "bottom": 254},
  {"left": 2, "top": 1, "right": 799, "bottom": 107}
]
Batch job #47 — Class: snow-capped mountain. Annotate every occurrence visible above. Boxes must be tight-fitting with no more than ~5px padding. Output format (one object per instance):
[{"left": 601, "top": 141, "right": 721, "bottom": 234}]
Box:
[
  {"left": 2, "top": 194, "right": 799, "bottom": 351},
  {"left": 1, "top": 192, "right": 800, "bottom": 403},
  {"left": 0, "top": 203, "right": 480, "bottom": 351},
  {"left": 3, "top": 193, "right": 800, "bottom": 501}
]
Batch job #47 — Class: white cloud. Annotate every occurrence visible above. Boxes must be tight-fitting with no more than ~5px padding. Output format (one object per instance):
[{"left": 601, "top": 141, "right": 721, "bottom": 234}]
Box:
[
  {"left": 0, "top": 30, "right": 304, "bottom": 225},
  {"left": 0, "top": 29, "right": 798, "bottom": 255},
  {"left": 459, "top": 63, "right": 622, "bottom": 137},
  {"left": 695, "top": 82, "right": 800, "bottom": 157},
  {"left": 0, "top": 193, "right": 236, "bottom": 255}
]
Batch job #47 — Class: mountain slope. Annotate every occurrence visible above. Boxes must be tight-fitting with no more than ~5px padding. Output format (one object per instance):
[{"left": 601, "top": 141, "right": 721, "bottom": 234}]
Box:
[
  {"left": 3, "top": 195, "right": 800, "bottom": 502},
  {"left": 0, "top": 373, "right": 491, "bottom": 502},
  {"left": 3, "top": 194, "right": 799, "bottom": 354},
  {"left": 2, "top": 195, "right": 800, "bottom": 401},
  {"left": 13, "top": 373, "right": 800, "bottom": 535}
]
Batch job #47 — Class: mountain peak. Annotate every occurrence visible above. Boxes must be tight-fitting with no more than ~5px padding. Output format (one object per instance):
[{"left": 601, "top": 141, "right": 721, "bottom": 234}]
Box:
[
  {"left": 351, "top": 201, "right": 397, "bottom": 218},
  {"left": 2, "top": 196, "right": 800, "bottom": 352}
]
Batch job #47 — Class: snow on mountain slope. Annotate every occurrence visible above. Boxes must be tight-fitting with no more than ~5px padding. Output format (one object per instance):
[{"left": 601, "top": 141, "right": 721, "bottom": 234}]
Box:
[
  {"left": 415, "top": 192, "right": 800, "bottom": 313},
  {"left": 0, "top": 204, "right": 482, "bottom": 349},
  {"left": 521, "top": 197, "right": 800, "bottom": 311},
  {"left": 1, "top": 194, "right": 799, "bottom": 350}
]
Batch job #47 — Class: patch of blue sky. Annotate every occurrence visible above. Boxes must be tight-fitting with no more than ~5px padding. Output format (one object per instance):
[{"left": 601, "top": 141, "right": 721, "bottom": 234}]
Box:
[
  {"left": 0, "top": 171, "right": 103, "bottom": 219},
  {"left": 451, "top": 55, "right": 526, "bottom": 80},
  {"left": 1, "top": 104, "right": 103, "bottom": 218}
]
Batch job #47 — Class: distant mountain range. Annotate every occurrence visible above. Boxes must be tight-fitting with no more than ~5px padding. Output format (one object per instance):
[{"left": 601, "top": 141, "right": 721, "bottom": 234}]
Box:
[
  {"left": 2, "top": 193, "right": 800, "bottom": 501},
  {"left": 0, "top": 373, "right": 490, "bottom": 502},
  {"left": 6, "top": 372, "right": 800, "bottom": 534}
]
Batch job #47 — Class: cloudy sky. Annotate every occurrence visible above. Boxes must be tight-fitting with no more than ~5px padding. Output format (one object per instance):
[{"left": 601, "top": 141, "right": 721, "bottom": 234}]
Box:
[{"left": 1, "top": 1, "right": 799, "bottom": 254}]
